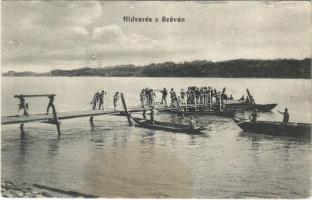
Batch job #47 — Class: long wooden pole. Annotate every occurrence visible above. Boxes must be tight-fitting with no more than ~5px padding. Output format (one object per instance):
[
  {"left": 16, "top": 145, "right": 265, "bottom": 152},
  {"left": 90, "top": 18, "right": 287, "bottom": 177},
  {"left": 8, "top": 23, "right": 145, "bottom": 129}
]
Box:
[
  {"left": 246, "top": 89, "right": 252, "bottom": 100},
  {"left": 51, "top": 104, "right": 61, "bottom": 139},
  {"left": 222, "top": 87, "right": 226, "bottom": 94},
  {"left": 194, "top": 94, "right": 198, "bottom": 111},
  {"left": 14, "top": 94, "right": 56, "bottom": 98},
  {"left": 219, "top": 94, "right": 222, "bottom": 111},
  {"left": 246, "top": 88, "right": 256, "bottom": 104},
  {"left": 120, "top": 93, "right": 132, "bottom": 126},
  {"left": 209, "top": 89, "right": 211, "bottom": 111},
  {"left": 216, "top": 119, "right": 249, "bottom": 131},
  {"left": 185, "top": 99, "right": 188, "bottom": 111}
]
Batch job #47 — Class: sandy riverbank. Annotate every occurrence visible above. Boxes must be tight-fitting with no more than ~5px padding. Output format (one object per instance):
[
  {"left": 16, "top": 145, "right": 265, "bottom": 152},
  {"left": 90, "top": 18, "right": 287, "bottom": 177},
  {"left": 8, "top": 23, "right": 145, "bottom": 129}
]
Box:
[
  {"left": 1, "top": 181, "right": 52, "bottom": 198},
  {"left": 1, "top": 180, "right": 97, "bottom": 198}
]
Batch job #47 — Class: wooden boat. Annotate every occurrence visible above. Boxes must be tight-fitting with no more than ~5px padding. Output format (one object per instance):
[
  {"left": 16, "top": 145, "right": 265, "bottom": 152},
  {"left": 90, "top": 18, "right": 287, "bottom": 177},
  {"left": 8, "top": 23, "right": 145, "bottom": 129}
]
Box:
[
  {"left": 161, "top": 108, "right": 235, "bottom": 117},
  {"left": 225, "top": 101, "right": 277, "bottom": 112},
  {"left": 233, "top": 118, "right": 311, "bottom": 139},
  {"left": 130, "top": 116, "right": 206, "bottom": 134},
  {"left": 225, "top": 89, "right": 277, "bottom": 112}
]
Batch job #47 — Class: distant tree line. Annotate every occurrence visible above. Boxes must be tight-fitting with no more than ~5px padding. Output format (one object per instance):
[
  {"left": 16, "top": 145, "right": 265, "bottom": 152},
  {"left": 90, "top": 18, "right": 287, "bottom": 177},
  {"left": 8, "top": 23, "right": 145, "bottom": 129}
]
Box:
[
  {"left": 4, "top": 58, "right": 311, "bottom": 78},
  {"left": 2, "top": 71, "right": 50, "bottom": 77},
  {"left": 50, "top": 65, "right": 143, "bottom": 77},
  {"left": 140, "top": 58, "right": 311, "bottom": 78}
]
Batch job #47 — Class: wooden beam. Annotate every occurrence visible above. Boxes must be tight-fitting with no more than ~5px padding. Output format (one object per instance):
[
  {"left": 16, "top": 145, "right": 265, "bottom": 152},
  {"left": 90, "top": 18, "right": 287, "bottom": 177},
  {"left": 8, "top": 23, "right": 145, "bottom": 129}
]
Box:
[
  {"left": 246, "top": 89, "right": 252, "bottom": 100},
  {"left": 14, "top": 94, "right": 56, "bottom": 98},
  {"left": 51, "top": 104, "right": 61, "bottom": 138},
  {"left": 2, "top": 114, "right": 53, "bottom": 125},
  {"left": 120, "top": 93, "right": 132, "bottom": 126},
  {"left": 2, "top": 110, "right": 116, "bottom": 125},
  {"left": 2, "top": 107, "right": 146, "bottom": 125}
]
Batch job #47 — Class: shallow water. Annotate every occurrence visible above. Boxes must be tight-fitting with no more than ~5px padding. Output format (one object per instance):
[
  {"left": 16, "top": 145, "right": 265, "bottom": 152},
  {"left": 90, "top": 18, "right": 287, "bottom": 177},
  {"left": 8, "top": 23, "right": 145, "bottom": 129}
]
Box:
[{"left": 1, "top": 77, "right": 311, "bottom": 198}]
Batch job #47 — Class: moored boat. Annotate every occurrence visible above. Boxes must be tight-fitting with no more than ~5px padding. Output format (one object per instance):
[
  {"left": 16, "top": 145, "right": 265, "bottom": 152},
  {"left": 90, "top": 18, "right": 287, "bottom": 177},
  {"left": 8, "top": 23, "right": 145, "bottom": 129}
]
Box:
[
  {"left": 225, "top": 101, "right": 277, "bottom": 112},
  {"left": 233, "top": 118, "right": 311, "bottom": 139},
  {"left": 224, "top": 89, "right": 277, "bottom": 112},
  {"left": 130, "top": 116, "right": 206, "bottom": 134},
  {"left": 161, "top": 108, "right": 235, "bottom": 117}
]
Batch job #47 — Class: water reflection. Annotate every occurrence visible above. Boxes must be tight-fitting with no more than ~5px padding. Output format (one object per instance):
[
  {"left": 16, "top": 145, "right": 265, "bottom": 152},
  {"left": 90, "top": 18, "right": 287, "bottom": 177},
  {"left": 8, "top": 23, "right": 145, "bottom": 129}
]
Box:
[
  {"left": 140, "top": 130, "right": 155, "bottom": 145},
  {"left": 90, "top": 118, "right": 95, "bottom": 131},
  {"left": 19, "top": 137, "right": 31, "bottom": 157},
  {"left": 121, "top": 132, "right": 128, "bottom": 147},
  {"left": 20, "top": 130, "right": 27, "bottom": 140},
  {"left": 238, "top": 131, "right": 311, "bottom": 144},
  {"left": 188, "top": 135, "right": 197, "bottom": 146},
  {"left": 47, "top": 139, "right": 60, "bottom": 157},
  {"left": 2, "top": 117, "right": 311, "bottom": 198},
  {"left": 90, "top": 129, "right": 107, "bottom": 149}
]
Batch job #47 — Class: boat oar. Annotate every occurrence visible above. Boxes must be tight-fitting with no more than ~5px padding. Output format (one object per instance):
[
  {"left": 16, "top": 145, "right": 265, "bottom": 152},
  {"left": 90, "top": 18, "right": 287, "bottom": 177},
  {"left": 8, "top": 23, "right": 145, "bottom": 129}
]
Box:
[
  {"left": 246, "top": 88, "right": 256, "bottom": 104},
  {"left": 216, "top": 119, "right": 249, "bottom": 131}
]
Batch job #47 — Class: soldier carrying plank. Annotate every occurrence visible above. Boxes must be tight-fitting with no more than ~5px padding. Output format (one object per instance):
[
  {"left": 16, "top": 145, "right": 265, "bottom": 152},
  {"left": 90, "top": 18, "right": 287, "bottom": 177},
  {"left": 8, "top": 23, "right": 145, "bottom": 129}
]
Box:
[{"left": 17, "top": 95, "right": 29, "bottom": 116}]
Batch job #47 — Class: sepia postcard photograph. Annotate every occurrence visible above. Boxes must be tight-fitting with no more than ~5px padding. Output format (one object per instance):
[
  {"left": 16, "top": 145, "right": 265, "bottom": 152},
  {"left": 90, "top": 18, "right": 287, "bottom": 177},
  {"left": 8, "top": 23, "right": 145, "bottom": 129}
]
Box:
[{"left": 1, "top": 0, "right": 311, "bottom": 198}]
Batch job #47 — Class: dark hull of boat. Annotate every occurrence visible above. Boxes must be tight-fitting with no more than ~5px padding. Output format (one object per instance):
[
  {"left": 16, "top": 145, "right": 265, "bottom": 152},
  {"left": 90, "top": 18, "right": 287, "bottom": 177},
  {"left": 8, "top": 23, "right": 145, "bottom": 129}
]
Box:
[
  {"left": 234, "top": 118, "right": 311, "bottom": 139},
  {"left": 131, "top": 117, "right": 206, "bottom": 134},
  {"left": 162, "top": 109, "right": 235, "bottom": 117},
  {"left": 225, "top": 103, "right": 277, "bottom": 112}
]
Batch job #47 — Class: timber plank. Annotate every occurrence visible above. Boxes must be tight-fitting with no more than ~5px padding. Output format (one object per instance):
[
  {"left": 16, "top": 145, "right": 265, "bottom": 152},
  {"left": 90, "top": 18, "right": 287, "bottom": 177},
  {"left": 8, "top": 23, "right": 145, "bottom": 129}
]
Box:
[{"left": 2, "top": 110, "right": 118, "bottom": 125}]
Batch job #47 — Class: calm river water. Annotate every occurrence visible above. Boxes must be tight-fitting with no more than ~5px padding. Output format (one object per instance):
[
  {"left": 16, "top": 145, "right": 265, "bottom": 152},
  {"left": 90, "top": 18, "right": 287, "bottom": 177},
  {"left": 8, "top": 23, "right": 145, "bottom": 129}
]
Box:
[{"left": 1, "top": 77, "right": 311, "bottom": 198}]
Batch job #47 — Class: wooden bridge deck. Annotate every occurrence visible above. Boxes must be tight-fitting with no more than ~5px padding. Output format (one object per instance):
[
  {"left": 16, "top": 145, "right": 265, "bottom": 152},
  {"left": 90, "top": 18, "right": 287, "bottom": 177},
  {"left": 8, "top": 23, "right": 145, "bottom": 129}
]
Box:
[
  {"left": 2, "top": 109, "right": 121, "bottom": 125},
  {"left": 1, "top": 105, "right": 176, "bottom": 126},
  {"left": 1, "top": 93, "right": 153, "bottom": 138}
]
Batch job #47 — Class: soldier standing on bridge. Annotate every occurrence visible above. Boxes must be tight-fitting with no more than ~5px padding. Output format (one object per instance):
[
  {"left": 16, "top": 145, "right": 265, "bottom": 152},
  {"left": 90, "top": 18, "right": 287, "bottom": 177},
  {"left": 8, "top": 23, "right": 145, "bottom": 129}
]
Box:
[
  {"left": 98, "top": 90, "right": 107, "bottom": 110},
  {"left": 161, "top": 88, "right": 168, "bottom": 106},
  {"left": 91, "top": 91, "right": 100, "bottom": 110},
  {"left": 46, "top": 94, "right": 55, "bottom": 114},
  {"left": 17, "top": 95, "right": 29, "bottom": 116},
  {"left": 113, "top": 92, "right": 120, "bottom": 111},
  {"left": 150, "top": 106, "right": 155, "bottom": 125}
]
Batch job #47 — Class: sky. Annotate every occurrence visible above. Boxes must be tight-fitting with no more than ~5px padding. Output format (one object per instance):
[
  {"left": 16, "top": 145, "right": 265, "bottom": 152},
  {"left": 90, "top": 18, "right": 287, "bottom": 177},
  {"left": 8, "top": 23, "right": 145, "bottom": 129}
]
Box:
[{"left": 1, "top": 1, "right": 311, "bottom": 72}]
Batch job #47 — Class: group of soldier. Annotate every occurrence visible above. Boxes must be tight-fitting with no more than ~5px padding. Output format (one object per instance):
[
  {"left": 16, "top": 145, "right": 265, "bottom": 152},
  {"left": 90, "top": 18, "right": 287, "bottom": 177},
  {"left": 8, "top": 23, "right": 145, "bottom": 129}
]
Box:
[
  {"left": 139, "top": 86, "right": 236, "bottom": 109},
  {"left": 90, "top": 90, "right": 120, "bottom": 111},
  {"left": 16, "top": 94, "right": 55, "bottom": 116},
  {"left": 16, "top": 90, "right": 121, "bottom": 117},
  {"left": 140, "top": 88, "right": 157, "bottom": 108},
  {"left": 15, "top": 87, "right": 289, "bottom": 125},
  {"left": 138, "top": 86, "right": 289, "bottom": 125},
  {"left": 160, "top": 86, "right": 235, "bottom": 108},
  {"left": 239, "top": 94, "right": 255, "bottom": 104}
]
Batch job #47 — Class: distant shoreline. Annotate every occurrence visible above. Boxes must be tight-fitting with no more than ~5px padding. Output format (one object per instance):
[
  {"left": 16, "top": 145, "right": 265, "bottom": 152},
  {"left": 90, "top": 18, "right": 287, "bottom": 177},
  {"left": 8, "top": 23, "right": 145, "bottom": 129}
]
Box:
[
  {"left": 3, "top": 58, "right": 311, "bottom": 79},
  {"left": 2, "top": 76, "right": 311, "bottom": 80}
]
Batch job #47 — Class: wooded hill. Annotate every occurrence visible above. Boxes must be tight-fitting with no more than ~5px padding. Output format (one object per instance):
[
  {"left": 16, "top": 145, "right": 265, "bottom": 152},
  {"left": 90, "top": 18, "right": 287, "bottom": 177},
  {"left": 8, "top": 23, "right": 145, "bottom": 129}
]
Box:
[{"left": 4, "top": 58, "right": 311, "bottom": 78}]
